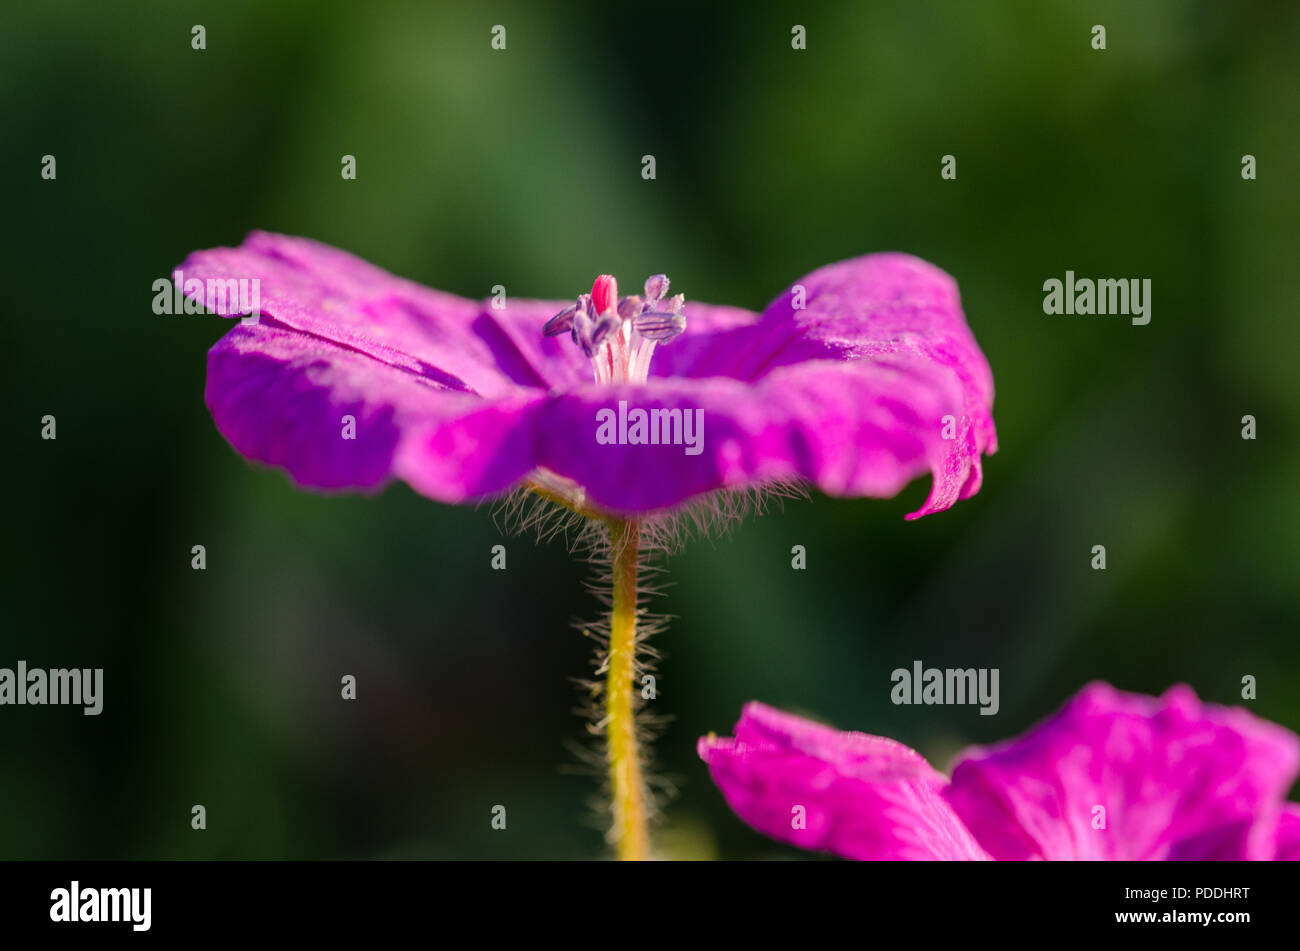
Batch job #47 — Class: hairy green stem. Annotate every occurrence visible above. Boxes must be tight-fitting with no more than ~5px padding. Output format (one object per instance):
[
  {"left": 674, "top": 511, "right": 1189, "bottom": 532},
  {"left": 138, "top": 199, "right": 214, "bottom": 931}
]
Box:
[{"left": 605, "top": 518, "right": 649, "bottom": 860}]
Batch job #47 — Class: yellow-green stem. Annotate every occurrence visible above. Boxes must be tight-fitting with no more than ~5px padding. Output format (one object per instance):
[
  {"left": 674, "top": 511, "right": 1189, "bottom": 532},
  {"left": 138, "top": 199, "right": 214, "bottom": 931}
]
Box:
[{"left": 606, "top": 518, "right": 649, "bottom": 860}]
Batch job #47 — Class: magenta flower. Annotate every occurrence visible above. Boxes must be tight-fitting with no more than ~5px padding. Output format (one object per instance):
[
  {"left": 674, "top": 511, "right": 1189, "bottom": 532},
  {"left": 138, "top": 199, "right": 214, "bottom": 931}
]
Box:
[
  {"left": 177, "top": 231, "right": 996, "bottom": 519},
  {"left": 699, "top": 683, "right": 1300, "bottom": 860},
  {"left": 178, "top": 231, "right": 997, "bottom": 859}
]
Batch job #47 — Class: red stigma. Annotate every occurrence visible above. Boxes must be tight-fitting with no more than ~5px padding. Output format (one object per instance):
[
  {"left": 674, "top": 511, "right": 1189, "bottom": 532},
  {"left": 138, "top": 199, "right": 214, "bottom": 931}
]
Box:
[{"left": 591, "top": 274, "right": 618, "bottom": 317}]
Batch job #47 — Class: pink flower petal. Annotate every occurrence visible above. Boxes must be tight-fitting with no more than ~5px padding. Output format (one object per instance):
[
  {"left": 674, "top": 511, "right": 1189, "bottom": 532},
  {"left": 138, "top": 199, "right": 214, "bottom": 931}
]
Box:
[
  {"left": 944, "top": 683, "right": 1300, "bottom": 860},
  {"left": 699, "top": 703, "right": 990, "bottom": 860}
]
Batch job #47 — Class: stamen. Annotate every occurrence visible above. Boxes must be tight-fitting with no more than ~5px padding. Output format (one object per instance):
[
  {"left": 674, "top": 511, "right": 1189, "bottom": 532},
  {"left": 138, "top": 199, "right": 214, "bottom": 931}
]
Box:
[
  {"left": 633, "top": 311, "right": 685, "bottom": 340},
  {"left": 542, "top": 306, "right": 576, "bottom": 337},
  {"left": 643, "top": 274, "right": 669, "bottom": 303},
  {"left": 544, "top": 273, "right": 687, "bottom": 385}
]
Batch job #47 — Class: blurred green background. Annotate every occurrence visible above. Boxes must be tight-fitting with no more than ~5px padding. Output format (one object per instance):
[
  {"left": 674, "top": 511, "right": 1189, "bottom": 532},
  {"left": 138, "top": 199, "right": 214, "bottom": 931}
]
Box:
[{"left": 3, "top": 0, "right": 1298, "bottom": 859}]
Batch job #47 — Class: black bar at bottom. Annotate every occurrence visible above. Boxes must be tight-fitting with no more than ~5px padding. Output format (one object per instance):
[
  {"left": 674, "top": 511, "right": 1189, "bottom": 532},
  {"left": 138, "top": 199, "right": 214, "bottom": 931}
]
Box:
[{"left": 0, "top": 859, "right": 1287, "bottom": 938}]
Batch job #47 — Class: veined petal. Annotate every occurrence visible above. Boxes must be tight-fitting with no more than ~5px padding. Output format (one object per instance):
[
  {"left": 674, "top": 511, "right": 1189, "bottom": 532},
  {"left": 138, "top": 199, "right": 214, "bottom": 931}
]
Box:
[
  {"left": 943, "top": 683, "right": 1300, "bottom": 860},
  {"left": 206, "top": 322, "right": 485, "bottom": 491},
  {"left": 179, "top": 232, "right": 584, "bottom": 394},
  {"left": 699, "top": 703, "right": 990, "bottom": 861},
  {"left": 654, "top": 253, "right": 996, "bottom": 517}
]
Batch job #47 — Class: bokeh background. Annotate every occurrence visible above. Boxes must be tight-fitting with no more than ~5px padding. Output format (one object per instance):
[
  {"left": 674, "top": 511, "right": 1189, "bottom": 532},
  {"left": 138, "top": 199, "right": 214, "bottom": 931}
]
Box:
[{"left": 3, "top": 0, "right": 1298, "bottom": 859}]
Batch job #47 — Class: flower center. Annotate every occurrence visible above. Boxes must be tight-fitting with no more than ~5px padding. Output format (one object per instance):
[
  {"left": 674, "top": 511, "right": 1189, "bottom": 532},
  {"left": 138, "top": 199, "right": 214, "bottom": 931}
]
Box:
[{"left": 543, "top": 274, "right": 686, "bottom": 384}]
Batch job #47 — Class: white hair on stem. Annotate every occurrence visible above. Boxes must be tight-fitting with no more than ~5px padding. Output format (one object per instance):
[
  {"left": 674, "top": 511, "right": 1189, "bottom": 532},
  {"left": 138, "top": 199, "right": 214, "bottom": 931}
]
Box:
[{"left": 488, "top": 476, "right": 810, "bottom": 852}]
